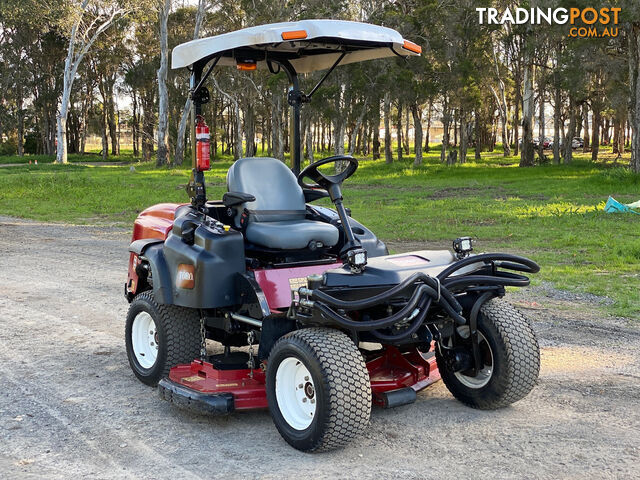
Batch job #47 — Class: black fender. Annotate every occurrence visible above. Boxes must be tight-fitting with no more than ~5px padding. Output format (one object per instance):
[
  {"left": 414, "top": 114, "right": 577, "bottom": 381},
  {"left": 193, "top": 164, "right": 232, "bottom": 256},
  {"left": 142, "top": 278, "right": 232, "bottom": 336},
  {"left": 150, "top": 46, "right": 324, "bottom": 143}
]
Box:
[{"left": 139, "top": 242, "right": 174, "bottom": 305}]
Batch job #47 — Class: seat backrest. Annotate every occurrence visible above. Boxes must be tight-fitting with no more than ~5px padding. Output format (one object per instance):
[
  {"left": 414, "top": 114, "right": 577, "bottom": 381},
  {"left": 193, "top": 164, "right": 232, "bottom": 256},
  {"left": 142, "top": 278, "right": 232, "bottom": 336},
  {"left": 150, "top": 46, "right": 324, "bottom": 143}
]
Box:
[{"left": 226, "top": 157, "right": 307, "bottom": 224}]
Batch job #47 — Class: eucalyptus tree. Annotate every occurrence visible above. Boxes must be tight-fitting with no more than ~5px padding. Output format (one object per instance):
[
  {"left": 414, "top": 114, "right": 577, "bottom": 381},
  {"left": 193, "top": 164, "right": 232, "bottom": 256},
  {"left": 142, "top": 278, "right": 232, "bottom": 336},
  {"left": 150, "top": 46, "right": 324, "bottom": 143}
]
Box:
[
  {"left": 622, "top": 0, "right": 640, "bottom": 172},
  {"left": 156, "top": 0, "right": 172, "bottom": 166},
  {"left": 174, "top": 0, "right": 207, "bottom": 166},
  {"left": 56, "top": 0, "right": 130, "bottom": 164}
]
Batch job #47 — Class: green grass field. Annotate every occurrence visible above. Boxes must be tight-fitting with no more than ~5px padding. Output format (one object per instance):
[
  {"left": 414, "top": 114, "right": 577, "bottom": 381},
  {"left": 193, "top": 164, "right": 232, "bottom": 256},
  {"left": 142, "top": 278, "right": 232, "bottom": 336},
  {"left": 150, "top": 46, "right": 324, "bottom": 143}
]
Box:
[
  {"left": 1, "top": 147, "right": 639, "bottom": 319},
  {"left": 0, "top": 150, "right": 139, "bottom": 165}
]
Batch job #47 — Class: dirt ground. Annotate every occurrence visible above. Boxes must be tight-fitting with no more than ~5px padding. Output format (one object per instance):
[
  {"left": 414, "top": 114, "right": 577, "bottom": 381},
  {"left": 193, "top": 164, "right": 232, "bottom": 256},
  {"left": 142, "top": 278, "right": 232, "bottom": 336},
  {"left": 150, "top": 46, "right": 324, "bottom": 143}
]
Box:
[{"left": 1, "top": 216, "right": 639, "bottom": 479}]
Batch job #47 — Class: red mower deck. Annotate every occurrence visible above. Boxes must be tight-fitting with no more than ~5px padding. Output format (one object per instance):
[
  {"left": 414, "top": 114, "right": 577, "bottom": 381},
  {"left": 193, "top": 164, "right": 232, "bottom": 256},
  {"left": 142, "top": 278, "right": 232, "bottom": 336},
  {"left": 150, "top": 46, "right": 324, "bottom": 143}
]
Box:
[{"left": 159, "top": 346, "right": 440, "bottom": 414}]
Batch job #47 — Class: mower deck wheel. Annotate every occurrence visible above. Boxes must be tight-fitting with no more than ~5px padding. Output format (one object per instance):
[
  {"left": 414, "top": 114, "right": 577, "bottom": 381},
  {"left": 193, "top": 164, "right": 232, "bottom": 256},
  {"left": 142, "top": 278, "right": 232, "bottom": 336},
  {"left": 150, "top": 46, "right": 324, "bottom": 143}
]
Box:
[
  {"left": 125, "top": 291, "right": 201, "bottom": 386},
  {"left": 266, "top": 328, "right": 371, "bottom": 452}
]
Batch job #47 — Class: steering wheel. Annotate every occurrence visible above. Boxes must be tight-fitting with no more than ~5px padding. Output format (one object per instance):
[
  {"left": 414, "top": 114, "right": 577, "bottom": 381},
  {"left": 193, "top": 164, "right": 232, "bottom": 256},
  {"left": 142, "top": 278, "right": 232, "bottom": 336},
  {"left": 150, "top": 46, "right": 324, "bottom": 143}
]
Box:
[{"left": 298, "top": 155, "right": 358, "bottom": 190}]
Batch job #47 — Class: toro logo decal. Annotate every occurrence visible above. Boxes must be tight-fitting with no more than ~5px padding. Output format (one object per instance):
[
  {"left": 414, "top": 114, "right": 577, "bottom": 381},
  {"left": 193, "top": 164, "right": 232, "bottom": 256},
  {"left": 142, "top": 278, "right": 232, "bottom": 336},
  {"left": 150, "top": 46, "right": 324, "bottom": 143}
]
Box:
[{"left": 176, "top": 264, "right": 195, "bottom": 289}]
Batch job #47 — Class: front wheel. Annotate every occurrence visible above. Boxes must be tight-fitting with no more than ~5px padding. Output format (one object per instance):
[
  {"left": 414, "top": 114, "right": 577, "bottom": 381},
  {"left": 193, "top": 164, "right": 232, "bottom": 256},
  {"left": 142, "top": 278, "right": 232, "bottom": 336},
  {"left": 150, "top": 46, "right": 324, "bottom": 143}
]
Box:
[
  {"left": 436, "top": 298, "right": 540, "bottom": 409},
  {"left": 125, "top": 291, "right": 201, "bottom": 386},
  {"left": 266, "top": 328, "right": 371, "bottom": 452}
]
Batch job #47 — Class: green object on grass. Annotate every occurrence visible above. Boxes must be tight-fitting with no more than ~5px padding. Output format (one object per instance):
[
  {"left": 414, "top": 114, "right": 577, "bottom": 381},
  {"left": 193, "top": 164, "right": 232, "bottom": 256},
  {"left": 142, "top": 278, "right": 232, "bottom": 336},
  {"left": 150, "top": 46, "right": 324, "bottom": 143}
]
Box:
[{"left": 605, "top": 196, "right": 640, "bottom": 215}]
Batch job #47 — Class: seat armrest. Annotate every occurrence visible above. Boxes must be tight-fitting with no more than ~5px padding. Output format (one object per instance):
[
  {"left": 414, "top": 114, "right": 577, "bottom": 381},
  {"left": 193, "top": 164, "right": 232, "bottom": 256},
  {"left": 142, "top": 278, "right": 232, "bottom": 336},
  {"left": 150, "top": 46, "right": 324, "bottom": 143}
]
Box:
[
  {"left": 303, "top": 188, "right": 330, "bottom": 203},
  {"left": 223, "top": 191, "right": 256, "bottom": 207}
]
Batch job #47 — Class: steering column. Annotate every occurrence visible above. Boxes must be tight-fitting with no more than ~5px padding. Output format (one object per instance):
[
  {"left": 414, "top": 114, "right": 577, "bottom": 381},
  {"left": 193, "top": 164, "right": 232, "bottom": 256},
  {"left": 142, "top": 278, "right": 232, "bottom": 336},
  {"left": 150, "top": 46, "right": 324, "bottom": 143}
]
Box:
[{"left": 298, "top": 156, "right": 367, "bottom": 272}]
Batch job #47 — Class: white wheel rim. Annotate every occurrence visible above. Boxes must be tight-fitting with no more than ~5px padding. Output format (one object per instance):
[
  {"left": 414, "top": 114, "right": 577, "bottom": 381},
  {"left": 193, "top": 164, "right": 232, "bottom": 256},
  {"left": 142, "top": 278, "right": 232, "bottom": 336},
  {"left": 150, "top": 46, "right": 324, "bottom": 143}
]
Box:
[
  {"left": 132, "top": 312, "right": 158, "bottom": 369},
  {"left": 453, "top": 327, "right": 494, "bottom": 389},
  {"left": 275, "top": 357, "right": 317, "bottom": 430}
]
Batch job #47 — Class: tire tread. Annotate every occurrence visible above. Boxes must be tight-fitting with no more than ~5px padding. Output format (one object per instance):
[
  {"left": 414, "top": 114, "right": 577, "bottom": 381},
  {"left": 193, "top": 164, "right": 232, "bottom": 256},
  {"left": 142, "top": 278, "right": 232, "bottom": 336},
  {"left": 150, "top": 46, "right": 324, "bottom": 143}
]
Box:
[
  {"left": 437, "top": 298, "right": 540, "bottom": 409},
  {"left": 126, "top": 291, "right": 201, "bottom": 385},
  {"left": 271, "top": 328, "right": 371, "bottom": 451}
]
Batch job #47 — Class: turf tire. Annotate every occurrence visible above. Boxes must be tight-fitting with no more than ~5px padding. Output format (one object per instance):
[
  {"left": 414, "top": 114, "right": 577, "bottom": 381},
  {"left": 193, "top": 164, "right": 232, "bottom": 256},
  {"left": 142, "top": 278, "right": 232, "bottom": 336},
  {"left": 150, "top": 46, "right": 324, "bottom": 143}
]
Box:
[
  {"left": 125, "top": 291, "right": 201, "bottom": 386},
  {"left": 436, "top": 298, "right": 540, "bottom": 409},
  {"left": 266, "top": 328, "right": 371, "bottom": 452}
]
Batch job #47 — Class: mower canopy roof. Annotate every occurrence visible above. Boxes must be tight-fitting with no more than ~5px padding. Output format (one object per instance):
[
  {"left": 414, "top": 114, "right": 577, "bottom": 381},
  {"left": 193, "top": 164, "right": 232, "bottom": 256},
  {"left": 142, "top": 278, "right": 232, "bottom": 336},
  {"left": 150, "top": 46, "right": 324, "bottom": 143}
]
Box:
[{"left": 171, "top": 19, "right": 421, "bottom": 73}]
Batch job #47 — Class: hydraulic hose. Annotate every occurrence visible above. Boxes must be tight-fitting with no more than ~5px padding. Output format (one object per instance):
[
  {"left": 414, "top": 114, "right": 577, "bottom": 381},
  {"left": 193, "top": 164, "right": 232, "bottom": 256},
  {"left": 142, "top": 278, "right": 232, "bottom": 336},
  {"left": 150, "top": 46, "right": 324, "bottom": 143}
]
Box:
[
  {"left": 442, "top": 271, "right": 531, "bottom": 290},
  {"left": 313, "top": 280, "right": 466, "bottom": 332},
  {"left": 313, "top": 284, "right": 431, "bottom": 331},
  {"left": 300, "top": 252, "right": 538, "bottom": 339},
  {"left": 310, "top": 271, "right": 461, "bottom": 313},
  {"left": 437, "top": 253, "right": 539, "bottom": 280},
  {"left": 371, "top": 298, "right": 433, "bottom": 342}
]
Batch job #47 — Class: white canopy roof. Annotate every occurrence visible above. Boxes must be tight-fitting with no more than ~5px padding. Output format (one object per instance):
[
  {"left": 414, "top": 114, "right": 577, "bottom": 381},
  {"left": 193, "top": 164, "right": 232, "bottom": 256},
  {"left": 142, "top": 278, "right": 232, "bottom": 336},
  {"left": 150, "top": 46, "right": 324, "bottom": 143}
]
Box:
[{"left": 171, "top": 19, "right": 420, "bottom": 73}]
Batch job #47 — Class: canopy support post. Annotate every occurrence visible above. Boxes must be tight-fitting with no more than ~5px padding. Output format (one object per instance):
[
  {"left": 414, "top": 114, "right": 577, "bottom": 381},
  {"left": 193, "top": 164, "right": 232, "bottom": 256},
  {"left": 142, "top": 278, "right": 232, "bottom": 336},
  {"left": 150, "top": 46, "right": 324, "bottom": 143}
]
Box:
[
  {"left": 187, "top": 63, "right": 207, "bottom": 209},
  {"left": 281, "top": 61, "right": 302, "bottom": 176}
]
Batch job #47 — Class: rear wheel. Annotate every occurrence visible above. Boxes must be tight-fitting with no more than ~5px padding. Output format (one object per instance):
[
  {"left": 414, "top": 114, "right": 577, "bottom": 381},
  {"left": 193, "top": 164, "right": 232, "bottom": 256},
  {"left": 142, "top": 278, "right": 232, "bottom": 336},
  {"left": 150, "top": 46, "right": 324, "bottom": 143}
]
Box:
[
  {"left": 436, "top": 298, "right": 539, "bottom": 409},
  {"left": 125, "top": 291, "right": 201, "bottom": 386},
  {"left": 266, "top": 328, "right": 371, "bottom": 452}
]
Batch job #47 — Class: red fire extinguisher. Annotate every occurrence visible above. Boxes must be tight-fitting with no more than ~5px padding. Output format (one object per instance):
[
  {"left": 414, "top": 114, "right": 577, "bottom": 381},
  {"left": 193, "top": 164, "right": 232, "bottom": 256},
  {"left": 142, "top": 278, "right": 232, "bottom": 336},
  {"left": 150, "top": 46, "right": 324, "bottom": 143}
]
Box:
[{"left": 196, "top": 115, "right": 211, "bottom": 171}]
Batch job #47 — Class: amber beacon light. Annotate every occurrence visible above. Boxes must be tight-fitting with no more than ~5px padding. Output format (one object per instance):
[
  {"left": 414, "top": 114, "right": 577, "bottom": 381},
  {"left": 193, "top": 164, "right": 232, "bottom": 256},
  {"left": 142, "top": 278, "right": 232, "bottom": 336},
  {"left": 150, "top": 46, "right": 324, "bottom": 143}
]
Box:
[{"left": 281, "top": 30, "right": 308, "bottom": 40}]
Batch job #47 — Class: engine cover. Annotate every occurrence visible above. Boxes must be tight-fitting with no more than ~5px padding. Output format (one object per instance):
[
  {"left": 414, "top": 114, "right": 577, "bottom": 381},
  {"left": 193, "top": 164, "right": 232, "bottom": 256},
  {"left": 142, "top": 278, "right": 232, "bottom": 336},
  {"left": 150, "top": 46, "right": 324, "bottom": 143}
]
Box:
[{"left": 322, "top": 250, "right": 459, "bottom": 289}]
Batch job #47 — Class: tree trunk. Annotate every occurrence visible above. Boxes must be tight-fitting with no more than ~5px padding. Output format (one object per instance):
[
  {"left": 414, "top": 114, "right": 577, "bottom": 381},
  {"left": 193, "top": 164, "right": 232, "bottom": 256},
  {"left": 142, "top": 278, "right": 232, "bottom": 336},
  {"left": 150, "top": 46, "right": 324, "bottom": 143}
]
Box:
[
  {"left": 396, "top": 102, "right": 403, "bottom": 161},
  {"left": 474, "top": 111, "right": 481, "bottom": 161},
  {"left": 520, "top": 60, "right": 535, "bottom": 167},
  {"left": 411, "top": 103, "right": 423, "bottom": 166},
  {"left": 174, "top": 98, "right": 191, "bottom": 165},
  {"left": 101, "top": 116, "right": 108, "bottom": 161},
  {"left": 272, "top": 93, "right": 284, "bottom": 160},
  {"left": 16, "top": 83, "right": 24, "bottom": 156},
  {"left": 261, "top": 116, "right": 266, "bottom": 156},
  {"left": 333, "top": 82, "right": 346, "bottom": 156},
  {"left": 441, "top": 98, "right": 451, "bottom": 163},
  {"left": 613, "top": 119, "right": 621, "bottom": 156},
  {"left": 513, "top": 67, "right": 522, "bottom": 157},
  {"left": 142, "top": 89, "right": 155, "bottom": 162},
  {"left": 553, "top": 86, "right": 561, "bottom": 164},
  {"left": 617, "top": 118, "right": 625, "bottom": 157},
  {"left": 156, "top": 0, "right": 171, "bottom": 166},
  {"left": 453, "top": 110, "right": 458, "bottom": 147},
  {"left": 56, "top": 70, "right": 72, "bottom": 164},
  {"left": 564, "top": 96, "right": 576, "bottom": 164},
  {"left": 244, "top": 103, "right": 256, "bottom": 157},
  {"left": 80, "top": 83, "right": 90, "bottom": 155},
  {"left": 459, "top": 109, "right": 468, "bottom": 164},
  {"left": 132, "top": 90, "right": 139, "bottom": 157},
  {"left": 106, "top": 76, "right": 118, "bottom": 155},
  {"left": 234, "top": 102, "right": 242, "bottom": 160},
  {"left": 348, "top": 98, "right": 369, "bottom": 156},
  {"left": 582, "top": 104, "right": 590, "bottom": 152},
  {"left": 490, "top": 45, "right": 511, "bottom": 157},
  {"left": 602, "top": 117, "right": 610, "bottom": 145},
  {"left": 372, "top": 96, "right": 381, "bottom": 160},
  {"left": 538, "top": 82, "right": 545, "bottom": 162},
  {"left": 592, "top": 106, "right": 601, "bottom": 162},
  {"left": 383, "top": 92, "right": 392, "bottom": 163},
  {"left": 305, "top": 115, "right": 314, "bottom": 163},
  {"left": 424, "top": 99, "right": 432, "bottom": 152},
  {"left": 403, "top": 106, "right": 410, "bottom": 155}
]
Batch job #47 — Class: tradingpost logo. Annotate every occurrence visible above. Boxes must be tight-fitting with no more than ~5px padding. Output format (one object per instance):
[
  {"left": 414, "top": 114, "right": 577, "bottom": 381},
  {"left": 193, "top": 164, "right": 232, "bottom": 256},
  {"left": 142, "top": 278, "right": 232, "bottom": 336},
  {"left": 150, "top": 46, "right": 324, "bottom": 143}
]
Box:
[{"left": 476, "top": 7, "right": 621, "bottom": 38}]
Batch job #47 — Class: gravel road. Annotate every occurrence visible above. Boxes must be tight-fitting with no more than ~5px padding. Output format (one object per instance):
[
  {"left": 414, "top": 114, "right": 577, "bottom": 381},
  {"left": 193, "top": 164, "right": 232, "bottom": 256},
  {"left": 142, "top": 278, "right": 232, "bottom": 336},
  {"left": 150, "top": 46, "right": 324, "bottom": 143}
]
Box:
[{"left": 1, "top": 216, "right": 639, "bottom": 479}]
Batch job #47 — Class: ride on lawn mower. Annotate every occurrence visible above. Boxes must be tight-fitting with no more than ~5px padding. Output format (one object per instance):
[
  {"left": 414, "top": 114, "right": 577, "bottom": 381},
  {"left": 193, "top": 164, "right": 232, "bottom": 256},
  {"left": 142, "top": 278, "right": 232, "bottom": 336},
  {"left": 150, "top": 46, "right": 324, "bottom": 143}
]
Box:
[{"left": 124, "top": 20, "right": 541, "bottom": 452}]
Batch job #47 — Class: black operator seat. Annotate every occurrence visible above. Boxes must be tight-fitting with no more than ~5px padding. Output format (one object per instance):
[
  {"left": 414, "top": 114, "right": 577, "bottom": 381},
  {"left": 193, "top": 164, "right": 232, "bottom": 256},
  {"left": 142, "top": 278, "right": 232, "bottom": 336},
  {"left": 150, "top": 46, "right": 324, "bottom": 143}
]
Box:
[{"left": 226, "top": 157, "right": 339, "bottom": 250}]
